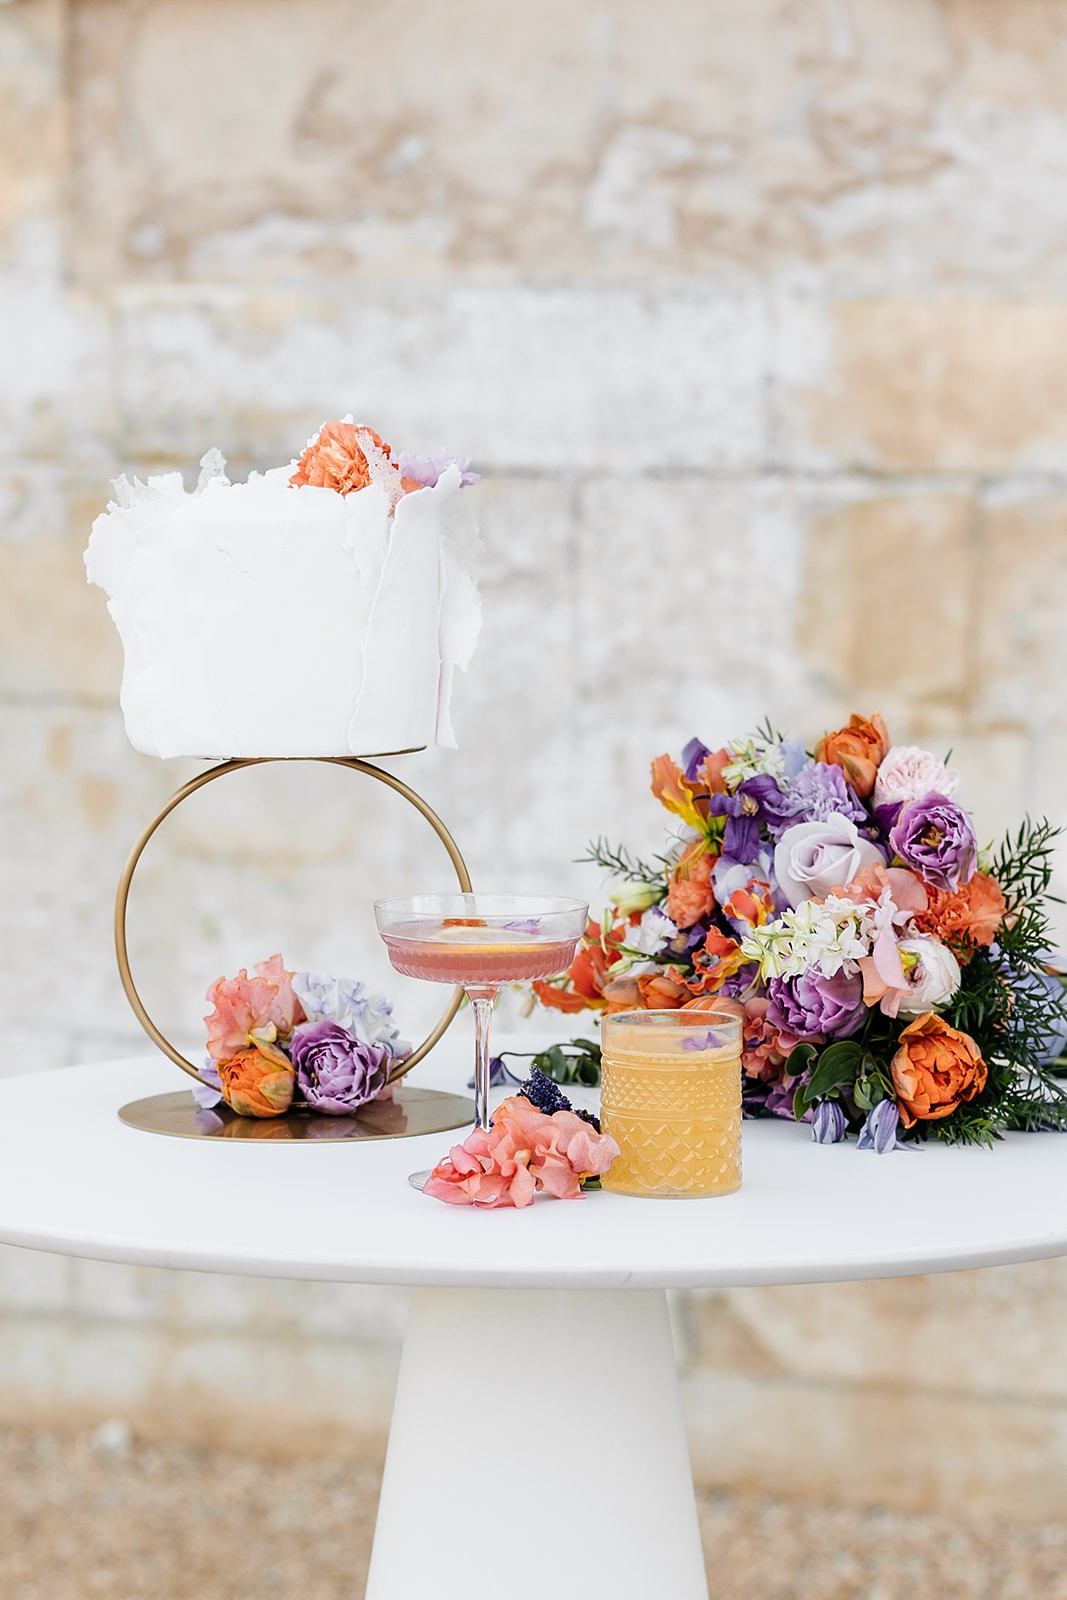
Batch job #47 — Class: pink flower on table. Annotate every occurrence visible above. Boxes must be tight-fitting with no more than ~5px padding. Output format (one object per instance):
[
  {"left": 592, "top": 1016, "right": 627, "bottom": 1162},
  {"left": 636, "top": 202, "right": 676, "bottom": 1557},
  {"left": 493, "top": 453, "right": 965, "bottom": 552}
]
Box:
[
  {"left": 205, "top": 954, "right": 306, "bottom": 1062},
  {"left": 423, "top": 1097, "right": 620, "bottom": 1209}
]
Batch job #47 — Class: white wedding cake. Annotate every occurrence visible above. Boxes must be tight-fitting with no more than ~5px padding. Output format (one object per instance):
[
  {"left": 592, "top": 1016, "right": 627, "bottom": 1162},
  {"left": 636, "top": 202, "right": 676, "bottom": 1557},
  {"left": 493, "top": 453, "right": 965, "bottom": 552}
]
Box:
[{"left": 85, "top": 421, "right": 481, "bottom": 759}]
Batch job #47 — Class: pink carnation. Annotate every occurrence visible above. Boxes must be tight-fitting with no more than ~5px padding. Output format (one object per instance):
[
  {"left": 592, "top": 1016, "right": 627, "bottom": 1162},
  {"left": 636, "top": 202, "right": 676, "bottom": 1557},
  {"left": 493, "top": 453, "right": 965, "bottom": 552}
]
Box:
[
  {"left": 423, "top": 1096, "right": 620, "bottom": 1209},
  {"left": 205, "top": 954, "right": 305, "bottom": 1062}
]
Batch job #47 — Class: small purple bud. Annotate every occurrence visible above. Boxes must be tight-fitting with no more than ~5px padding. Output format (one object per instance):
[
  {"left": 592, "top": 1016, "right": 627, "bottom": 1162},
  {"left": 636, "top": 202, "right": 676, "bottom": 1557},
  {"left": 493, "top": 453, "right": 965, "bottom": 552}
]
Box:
[
  {"left": 811, "top": 1100, "right": 848, "bottom": 1144},
  {"left": 857, "top": 1099, "right": 900, "bottom": 1154}
]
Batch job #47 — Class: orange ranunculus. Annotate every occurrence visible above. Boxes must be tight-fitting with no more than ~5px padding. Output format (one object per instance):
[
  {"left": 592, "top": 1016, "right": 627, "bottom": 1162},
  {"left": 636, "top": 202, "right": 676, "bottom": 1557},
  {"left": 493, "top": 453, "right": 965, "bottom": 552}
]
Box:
[
  {"left": 216, "top": 1047, "right": 295, "bottom": 1118},
  {"left": 290, "top": 421, "right": 395, "bottom": 496},
  {"left": 666, "top": 842, "right": 716, "bottom": 929},
  {"left": 912, "top": 871, "right": 1007, "bottom": 953},
  {"left": 815, "top": 713, "right": 890, "bottom": 800},
  {"left": 889, "top": 1014, "right": 987, "bottom": 1127},
  {"left": 635, "top": 969, "right": 689, "bottom": 1009}
]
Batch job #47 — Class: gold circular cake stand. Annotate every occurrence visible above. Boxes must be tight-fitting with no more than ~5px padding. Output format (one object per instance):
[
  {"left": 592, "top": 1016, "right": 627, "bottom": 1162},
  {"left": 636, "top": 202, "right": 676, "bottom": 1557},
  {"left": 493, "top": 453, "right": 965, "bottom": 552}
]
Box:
[{"left": 115, "top": 755, "right": 474, "bottom": 1143}]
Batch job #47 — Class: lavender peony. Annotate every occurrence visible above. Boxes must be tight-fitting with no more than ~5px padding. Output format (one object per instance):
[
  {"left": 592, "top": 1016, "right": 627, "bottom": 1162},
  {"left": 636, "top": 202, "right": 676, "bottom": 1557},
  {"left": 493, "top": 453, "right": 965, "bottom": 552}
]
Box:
[
  {"left": 889, "top": 793, "right": 977, "bottom": 893},
  {"left": 763, "top": 761, "right": 868, "bottom": 840},
  {"left": 766, "top": 969, "right": 866, "bottom": 1039},
  {"left": 290, "top": 1020, "right": 392, "bottom": 1115}
]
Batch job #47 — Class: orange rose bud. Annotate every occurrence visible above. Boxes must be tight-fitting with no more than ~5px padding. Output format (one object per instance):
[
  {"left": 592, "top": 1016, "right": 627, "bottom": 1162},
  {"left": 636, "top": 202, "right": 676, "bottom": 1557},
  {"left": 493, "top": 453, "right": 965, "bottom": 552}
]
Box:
[
  {"left": 635, "top": 969, "right": 689, "bottom": 1009},
  {"left": 815, "top": 713, "right": 890, "bottom": 800},
  {"left": 217, "top": 1047, "right": 295, "bottom": 1118},
  {"left": 289, "top": 421, "right": 394, "bottom": 496},
  {"left": 889, "top": 1014, "right": 987, "bottom": 1127}
]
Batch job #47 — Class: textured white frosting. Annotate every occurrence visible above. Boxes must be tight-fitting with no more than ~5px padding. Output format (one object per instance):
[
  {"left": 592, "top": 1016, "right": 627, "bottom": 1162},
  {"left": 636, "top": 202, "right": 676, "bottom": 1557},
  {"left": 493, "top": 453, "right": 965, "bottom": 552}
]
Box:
[{"left": 85, "top": 455, "right": 481, "bottom": 759}]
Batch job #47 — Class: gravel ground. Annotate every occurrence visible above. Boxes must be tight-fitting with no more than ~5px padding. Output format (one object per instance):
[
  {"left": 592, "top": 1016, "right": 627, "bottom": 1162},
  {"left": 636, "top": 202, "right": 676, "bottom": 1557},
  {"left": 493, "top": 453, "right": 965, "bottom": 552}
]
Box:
[{"left": 2, "top": 1423, "right": 1066, "bottom": 1600}]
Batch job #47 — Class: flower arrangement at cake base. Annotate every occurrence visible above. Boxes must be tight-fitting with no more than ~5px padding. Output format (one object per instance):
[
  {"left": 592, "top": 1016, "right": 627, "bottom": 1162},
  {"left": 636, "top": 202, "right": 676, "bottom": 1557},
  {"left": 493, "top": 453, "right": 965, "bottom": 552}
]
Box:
[
  {"left": 195, "top": 954, "right": 410, "bottom": 1118},
  {"left": 423, "top": 1070, "right": 619, "bottom": 1207},
  {"left": 533, "top": 714, "right": 1067, "bottom": 1150}
]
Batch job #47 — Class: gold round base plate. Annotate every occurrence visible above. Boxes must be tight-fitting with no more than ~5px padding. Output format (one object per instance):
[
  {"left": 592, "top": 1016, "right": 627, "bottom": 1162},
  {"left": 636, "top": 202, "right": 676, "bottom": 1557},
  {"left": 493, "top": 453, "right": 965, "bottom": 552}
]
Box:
[{"left": 118, "top": 1086, "right": 475, "bottom": 1143}]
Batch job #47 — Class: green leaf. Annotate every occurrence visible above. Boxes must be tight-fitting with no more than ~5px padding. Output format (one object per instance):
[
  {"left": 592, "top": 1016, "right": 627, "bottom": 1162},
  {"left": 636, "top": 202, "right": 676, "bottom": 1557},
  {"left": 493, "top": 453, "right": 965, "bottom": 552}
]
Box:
[
  {"left": 784, "top": 1042, "right": 817, "bottom": 1080},
  {"left": 803, "top": 1041, "right": 863, "bottom": 1105},
  {"left": 853, "top": 1074, "right": 873, "bottom": 1112},
  {"left": 792, "top": 1080, "right": 809, "bottom": 1122}
]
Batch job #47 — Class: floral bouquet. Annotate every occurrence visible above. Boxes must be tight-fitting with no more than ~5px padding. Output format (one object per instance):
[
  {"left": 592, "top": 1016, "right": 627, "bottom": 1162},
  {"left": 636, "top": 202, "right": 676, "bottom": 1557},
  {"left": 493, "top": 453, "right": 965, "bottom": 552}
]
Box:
[
  {"left": 197, "top": 954, "right": 410, "bottom": 1118},
  {"left": 535, "top": 714, "right": 1067, "bottom": 1149}
]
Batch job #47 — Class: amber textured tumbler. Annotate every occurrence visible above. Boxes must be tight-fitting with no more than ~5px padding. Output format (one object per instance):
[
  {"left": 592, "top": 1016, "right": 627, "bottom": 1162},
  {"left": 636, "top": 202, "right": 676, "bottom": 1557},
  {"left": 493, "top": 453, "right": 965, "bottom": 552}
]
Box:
[{"left": 600, "top": 1010, "right": 743, "bottom": 1198}]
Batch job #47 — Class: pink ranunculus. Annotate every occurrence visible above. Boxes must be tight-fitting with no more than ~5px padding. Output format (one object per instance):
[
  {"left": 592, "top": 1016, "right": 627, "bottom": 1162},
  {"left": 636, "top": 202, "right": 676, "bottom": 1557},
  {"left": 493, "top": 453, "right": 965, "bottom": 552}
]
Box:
[
  {"left": 873, "top": 745, "right": 960, "bottom": 810},
  {"left": 422, "top": 1097, "right": 620, "bottom": 1209},
  {"left": 831, "top": 862, "right": 929, "bottom": 917},
  {"left": 205, "top": 954, "right": 306, "bottom": 1062},
  {"left": 738, "top": 997, "right": 808, "bottom": 1082}
]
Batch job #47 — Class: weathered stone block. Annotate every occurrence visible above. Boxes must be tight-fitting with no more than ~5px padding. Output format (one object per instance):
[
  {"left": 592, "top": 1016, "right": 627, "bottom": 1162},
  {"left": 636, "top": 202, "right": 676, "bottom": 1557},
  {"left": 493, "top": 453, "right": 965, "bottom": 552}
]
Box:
[
  {"left": 781, "top": 301, "right": 1067, "bottom": 473},
  {"left": 112, "top": 282, "right": 767, "bottom": 473},
  {"left": 972, "top": 493, "right": 1067, "bottom": 731},
  {"left": 795, "top": 491, "right": 972, "bottom": 731}
]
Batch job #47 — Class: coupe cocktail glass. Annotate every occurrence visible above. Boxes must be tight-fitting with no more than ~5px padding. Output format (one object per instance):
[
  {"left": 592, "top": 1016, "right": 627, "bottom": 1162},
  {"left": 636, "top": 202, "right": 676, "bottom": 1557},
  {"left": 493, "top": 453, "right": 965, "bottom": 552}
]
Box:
[{"left": 374, "top": 894, "right": 588, "bottom": 1145}]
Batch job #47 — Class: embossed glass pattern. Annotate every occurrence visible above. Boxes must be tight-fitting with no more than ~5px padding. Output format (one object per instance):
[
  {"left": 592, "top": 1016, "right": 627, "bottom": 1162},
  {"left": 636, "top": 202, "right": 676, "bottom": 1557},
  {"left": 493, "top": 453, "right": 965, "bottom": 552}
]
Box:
[{"left": 600, "top": 1010, "right": 742, "bottom": 1198}]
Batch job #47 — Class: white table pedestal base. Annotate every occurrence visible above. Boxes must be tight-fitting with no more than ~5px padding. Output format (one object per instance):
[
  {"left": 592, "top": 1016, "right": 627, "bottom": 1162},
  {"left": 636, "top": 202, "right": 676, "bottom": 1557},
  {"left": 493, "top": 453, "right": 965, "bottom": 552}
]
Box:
[{"left": 366, "top": 1286, "right": 709, "bottom": 1600}]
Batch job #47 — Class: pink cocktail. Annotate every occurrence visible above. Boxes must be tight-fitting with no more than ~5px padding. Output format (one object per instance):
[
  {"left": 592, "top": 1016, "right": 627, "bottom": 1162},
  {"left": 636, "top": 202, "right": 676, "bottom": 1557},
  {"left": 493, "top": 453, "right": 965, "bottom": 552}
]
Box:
[
  {"left": 381, "top": 924, "right": 581, "bottom": 986},
  {"left": 374, "top": 894, "right": 588, "bottom": 1134}
]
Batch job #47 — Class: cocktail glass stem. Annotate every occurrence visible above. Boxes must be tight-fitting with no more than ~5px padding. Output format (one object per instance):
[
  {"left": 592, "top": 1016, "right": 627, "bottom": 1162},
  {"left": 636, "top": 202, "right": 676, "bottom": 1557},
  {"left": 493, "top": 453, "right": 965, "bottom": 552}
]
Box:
[{"left": 466, "top": 986, "right": 498, "bottom": 1131}]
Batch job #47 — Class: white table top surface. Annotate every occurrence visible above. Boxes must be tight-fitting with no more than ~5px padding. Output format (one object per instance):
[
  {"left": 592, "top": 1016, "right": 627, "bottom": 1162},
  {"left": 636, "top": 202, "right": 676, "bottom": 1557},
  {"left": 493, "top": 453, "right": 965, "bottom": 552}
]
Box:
[{"left": 2, "top": 1036, "right": 1067, "bottom": 1289}]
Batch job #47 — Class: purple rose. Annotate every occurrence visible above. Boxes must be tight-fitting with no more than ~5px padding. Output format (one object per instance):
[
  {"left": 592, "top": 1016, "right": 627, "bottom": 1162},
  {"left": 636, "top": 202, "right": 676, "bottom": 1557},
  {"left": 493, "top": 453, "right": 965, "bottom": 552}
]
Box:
[
  {"left": 773, "top": 814, "right": 884, "bottom": 907},
  {"left": 290, "top": 1020, "right": 392, "bottom": 1115},
  {"left": 766, "top": 970, "right": 866, "bottom": 1039},
  {"left": 889, "top": 792, "right": 977, "bottom": 893}
]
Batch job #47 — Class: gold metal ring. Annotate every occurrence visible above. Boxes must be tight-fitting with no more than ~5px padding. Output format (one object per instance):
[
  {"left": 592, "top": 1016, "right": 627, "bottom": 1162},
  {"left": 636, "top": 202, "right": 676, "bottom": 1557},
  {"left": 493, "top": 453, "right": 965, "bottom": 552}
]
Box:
[{"left": 115, "top": 757, "right": 472, "bottom": 1095}]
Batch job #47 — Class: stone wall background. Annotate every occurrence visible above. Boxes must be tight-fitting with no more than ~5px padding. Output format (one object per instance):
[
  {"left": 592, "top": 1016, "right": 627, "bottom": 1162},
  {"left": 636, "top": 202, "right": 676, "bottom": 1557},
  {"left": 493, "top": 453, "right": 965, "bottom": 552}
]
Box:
[{"left": 4, "top": 0, "right": 1067, "bottom": 1515}]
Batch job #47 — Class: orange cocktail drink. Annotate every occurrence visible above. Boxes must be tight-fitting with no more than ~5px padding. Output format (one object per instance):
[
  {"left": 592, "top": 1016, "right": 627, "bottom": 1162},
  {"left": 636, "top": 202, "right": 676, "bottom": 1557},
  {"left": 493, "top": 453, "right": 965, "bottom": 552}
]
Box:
[{"left": 600, "top": 1010, "right": 743, "bottom": 1198}]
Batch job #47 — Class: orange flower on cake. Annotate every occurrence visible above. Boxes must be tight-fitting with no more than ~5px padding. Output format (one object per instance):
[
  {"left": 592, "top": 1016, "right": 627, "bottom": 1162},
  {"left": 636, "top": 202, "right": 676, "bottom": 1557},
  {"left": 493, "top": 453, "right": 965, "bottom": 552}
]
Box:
[
  {"left": 889, "top": 1014, "right": 988, "bottom": 1127},
  {"left": 814, "top": 713, "right": 890, "bottom": 800},
  {"left": 289, "top": 420, "right": 396, "bottom": 496}
]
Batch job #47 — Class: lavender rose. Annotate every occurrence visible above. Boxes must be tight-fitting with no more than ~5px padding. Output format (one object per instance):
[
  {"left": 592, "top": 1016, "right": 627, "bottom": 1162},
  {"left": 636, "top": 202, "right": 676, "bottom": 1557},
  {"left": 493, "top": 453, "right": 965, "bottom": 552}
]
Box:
[
  {"left": 766, "top": 970, "right": 866, "bottom": 1040},
  {"left": 290, "top": 1020, "right": 392, "bottom": 1115},
  {"left": 773, "top": 814, "right": 884, "bottom": 907},
  {"left": 889, "top": 793, "right": 977, "bottom": 893}
]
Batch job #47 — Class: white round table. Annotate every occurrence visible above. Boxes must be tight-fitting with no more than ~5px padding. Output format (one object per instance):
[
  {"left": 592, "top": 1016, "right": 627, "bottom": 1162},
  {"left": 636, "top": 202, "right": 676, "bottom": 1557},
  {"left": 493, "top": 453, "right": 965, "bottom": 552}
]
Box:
[{"left": 2, "top": 1040, "right": 1067, "bottom": 1600}]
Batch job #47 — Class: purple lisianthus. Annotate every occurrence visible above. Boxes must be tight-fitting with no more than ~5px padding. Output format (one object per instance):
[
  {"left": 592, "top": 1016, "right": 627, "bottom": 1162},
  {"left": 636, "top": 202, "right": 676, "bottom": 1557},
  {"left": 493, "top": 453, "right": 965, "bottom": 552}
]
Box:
[
  {"left": 889, "top": 793, "right": 977, "bottom": 893},
  {"left": 397, "top": 449, "right": 479, "bottom": 489},
  {"left": 766, "top": 970, "right": 866, "bottom": 1040},
  {"left": 290, "top": 1020, "right": 392, "bottom": 1115},
  {"left": 857, "top": 1098, "right": 900, "bottom": 1154},
  {"left": 681, "top": 737, "right": 712, "bottom": 780},
  {"left": 762, "top": 761, "right": 868, "bottom": 841},
  {"left": 193, "top": 1056, "right": 224, "bottom": 1110},
  {"left": 811, "top": 1100, "right": 848, "bottom": 1144},
  {"left": 710, "top": 775, "right": 783, "bottom": 864}
]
